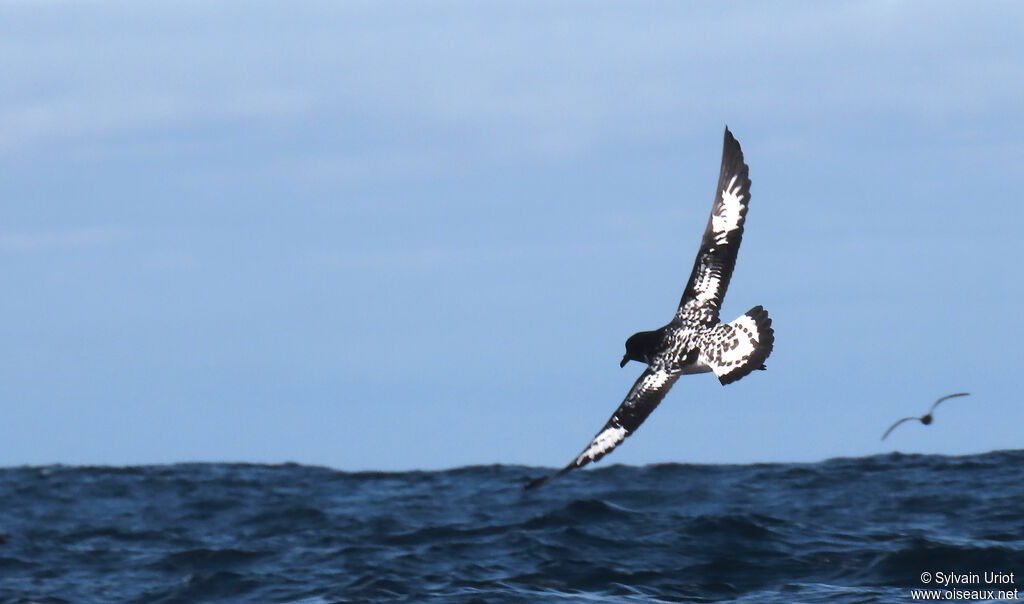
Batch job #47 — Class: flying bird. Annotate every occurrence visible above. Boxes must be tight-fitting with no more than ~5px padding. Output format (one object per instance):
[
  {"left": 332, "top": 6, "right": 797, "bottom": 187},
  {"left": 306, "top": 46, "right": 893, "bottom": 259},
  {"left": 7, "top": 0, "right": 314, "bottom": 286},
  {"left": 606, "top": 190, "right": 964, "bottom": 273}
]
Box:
[
  {"left": 880, "top": 392, "right": 971, "bottom": 440},
  {"left": 526, "top": 127, "right": 774, "bottom": 489}
]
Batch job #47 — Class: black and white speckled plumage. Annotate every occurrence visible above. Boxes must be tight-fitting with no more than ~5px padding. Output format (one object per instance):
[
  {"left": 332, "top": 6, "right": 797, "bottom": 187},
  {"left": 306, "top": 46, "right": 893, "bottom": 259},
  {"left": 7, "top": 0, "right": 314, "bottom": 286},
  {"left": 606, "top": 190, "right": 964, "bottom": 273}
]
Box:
[{"left": 526, "top": 128, "right": 774, "bottom": 490}]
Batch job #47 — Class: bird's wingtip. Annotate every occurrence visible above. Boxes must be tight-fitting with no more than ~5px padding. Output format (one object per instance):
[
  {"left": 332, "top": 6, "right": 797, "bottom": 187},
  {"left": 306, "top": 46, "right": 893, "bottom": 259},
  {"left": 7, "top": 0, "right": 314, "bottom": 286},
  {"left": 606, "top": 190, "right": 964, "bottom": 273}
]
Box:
[
  {"left": 524, "top": 473, "right": 552, "bottom": 490},
  {"left": 524, "top": 462, "right": 577, "bottom": 490}
]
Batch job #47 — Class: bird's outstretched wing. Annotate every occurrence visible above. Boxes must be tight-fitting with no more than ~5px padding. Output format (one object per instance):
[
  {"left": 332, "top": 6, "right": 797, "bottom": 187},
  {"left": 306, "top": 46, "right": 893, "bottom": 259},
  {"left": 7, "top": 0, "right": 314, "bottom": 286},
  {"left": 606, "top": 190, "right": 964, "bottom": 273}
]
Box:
[
  {"left": 676, "top": 127, "right": 752, "bottom": 326},
  {"left": 525, "top": 366, "right": 680, "bottom": 489},
  {"left": 881, "top": 417, "right": 919, "bottom": 441},
  {"left": 928, "top": 392, "right": 970, "bottom": 414}
]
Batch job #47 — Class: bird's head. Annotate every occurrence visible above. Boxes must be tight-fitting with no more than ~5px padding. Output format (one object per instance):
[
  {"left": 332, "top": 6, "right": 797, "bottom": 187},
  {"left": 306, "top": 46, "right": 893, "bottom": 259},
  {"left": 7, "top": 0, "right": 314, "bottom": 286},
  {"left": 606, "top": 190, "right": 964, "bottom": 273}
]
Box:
[
  {"left": 920, "top": 414, "right": 933, "bottom": 426},
  {"left": 621, "top": 329, "right": 663, "bottom": 367}
]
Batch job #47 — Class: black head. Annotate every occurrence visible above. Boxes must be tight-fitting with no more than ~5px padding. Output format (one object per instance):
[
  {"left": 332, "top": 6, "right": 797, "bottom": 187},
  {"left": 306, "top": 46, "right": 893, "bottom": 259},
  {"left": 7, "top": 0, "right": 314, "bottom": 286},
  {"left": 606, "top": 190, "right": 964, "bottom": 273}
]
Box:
[
  {"left": 621, "top": 329, "right": 664, "bottom": 367},
  {"left": 920, "top": 414, "right": 933, "bottom": 426}
]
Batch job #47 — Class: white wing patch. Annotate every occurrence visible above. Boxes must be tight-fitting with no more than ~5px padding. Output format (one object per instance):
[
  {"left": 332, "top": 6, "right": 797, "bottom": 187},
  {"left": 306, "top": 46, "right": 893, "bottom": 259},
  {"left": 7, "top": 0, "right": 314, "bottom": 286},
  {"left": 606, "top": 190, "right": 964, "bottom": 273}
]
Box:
[
  {"left": 574, "top": 426, "right": 627, "bottom": 465},
  {"left": 711, "top": 175, "right": 746, "bottom": 245},
  {"left": 690, "top": 266, "right": 724, "bottom": 308}
]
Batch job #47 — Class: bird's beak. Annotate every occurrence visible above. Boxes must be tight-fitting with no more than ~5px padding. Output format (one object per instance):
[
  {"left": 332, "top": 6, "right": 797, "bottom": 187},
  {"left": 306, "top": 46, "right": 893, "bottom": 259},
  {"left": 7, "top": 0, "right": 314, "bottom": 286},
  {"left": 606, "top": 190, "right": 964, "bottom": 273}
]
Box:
[{"left": 620, "top": 355, "right": 629, "bottom": 368}]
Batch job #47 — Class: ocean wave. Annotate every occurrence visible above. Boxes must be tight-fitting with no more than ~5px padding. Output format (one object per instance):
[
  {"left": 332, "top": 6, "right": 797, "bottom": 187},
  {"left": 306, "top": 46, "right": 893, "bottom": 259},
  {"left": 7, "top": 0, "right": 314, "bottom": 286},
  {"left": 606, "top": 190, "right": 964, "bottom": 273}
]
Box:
[{"left": 1, "top": 450, "right": 1022, "bottom": 603}]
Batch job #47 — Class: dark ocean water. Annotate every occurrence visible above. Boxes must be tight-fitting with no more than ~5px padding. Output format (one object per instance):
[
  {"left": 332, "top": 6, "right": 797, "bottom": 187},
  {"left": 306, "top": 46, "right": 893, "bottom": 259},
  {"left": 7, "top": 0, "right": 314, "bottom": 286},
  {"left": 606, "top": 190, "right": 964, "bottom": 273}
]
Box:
[{"left": 2, "top": 451, "right": 1023, "bottom": 603}]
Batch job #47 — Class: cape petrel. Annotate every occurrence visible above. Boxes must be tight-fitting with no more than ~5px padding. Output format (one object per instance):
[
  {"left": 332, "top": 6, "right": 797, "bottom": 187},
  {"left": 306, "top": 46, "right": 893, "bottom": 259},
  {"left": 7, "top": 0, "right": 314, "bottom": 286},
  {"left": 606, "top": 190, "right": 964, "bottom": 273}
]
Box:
[
  {"left": 526, "top": 127, "right": 774, "bottom": 489},
  {"left": 881, "top": 392, "right": 970, "bottom": 440}
]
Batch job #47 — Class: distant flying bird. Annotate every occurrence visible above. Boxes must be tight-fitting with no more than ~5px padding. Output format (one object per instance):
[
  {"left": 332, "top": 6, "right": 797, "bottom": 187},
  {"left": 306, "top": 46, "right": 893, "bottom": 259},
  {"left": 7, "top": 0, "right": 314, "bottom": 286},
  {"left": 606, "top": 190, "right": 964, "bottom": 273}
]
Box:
[
  {"left": 526, "top": 128, "right": 774, "bottom": 489},
  {"left": 880, "top": 392, "right": 971, "bottom": 441}
]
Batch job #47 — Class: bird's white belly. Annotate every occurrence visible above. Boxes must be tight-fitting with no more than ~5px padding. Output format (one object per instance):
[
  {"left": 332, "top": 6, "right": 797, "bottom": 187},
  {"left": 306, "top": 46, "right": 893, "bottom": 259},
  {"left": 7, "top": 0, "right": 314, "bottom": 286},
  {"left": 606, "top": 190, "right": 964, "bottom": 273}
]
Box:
[{"left": 679, "top": 357, "right": 713, "bottom": 375}]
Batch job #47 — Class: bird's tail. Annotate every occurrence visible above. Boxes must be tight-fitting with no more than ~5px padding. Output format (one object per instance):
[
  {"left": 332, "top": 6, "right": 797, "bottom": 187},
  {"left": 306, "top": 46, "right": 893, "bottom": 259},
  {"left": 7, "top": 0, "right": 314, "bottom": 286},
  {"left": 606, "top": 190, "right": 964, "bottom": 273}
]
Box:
[{"left": 708, "top": 305, "right": 774, "bottom": 385}]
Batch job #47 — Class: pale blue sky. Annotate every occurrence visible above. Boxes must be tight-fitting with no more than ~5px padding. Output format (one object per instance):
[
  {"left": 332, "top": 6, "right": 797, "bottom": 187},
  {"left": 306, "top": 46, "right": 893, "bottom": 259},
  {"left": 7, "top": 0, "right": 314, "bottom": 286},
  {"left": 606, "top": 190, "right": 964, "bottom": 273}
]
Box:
[{"left": 2, "top": 2, "right": 1022, "bottom": 470}]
